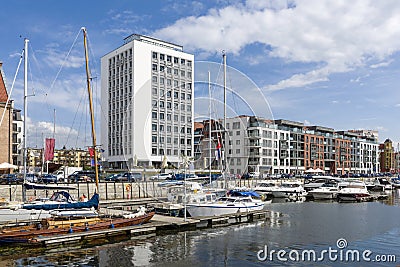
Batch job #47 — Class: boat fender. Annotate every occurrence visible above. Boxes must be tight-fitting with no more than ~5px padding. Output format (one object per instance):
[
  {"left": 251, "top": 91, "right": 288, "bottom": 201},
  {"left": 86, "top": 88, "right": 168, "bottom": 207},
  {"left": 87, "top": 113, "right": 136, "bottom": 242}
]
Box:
[{"left": 125, "top": 184, "right": 132, "bottom": 191}]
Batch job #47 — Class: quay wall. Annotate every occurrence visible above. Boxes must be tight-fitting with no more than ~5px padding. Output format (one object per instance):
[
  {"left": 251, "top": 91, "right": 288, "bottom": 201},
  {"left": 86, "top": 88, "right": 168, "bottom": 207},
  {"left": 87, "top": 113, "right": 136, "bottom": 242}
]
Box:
[{"left": 0, "top": 177, "right": 378, "bottom": 202}]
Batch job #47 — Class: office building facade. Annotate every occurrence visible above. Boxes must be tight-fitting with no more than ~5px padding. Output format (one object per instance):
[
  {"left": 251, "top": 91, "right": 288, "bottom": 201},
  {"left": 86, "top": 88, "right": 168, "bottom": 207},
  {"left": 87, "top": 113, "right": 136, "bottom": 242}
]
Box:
[{"left": 101, "top": 34, "right": 194, "bottom": 169}]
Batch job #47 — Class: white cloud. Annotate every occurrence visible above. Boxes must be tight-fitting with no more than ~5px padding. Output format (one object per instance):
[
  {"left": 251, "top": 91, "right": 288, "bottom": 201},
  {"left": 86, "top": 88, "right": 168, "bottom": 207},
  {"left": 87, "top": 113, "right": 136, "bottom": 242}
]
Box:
[
  {"left": 370, "top": 59, "right": 394, "bottom": 69},
  {"left": 153, "top": 0, "right": 400, "bottom": 90}
]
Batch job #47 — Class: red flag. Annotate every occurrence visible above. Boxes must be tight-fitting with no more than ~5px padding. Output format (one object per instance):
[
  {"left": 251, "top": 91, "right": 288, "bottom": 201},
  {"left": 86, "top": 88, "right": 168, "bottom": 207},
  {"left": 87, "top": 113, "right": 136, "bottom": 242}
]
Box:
[
  {"left": 215, "top": 138, "right": 221, "bottom": 160},
  {"left": 44, "top": 138, "right": 55, "bottom": 161},
  {"left": 88, "top": 147, "right": 95, "bottom": 157}
]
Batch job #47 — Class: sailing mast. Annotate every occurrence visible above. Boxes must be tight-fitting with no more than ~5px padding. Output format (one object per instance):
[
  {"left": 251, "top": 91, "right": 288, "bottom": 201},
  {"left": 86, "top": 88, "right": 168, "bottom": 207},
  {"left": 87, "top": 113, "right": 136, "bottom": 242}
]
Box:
[
  {"left": 223, "top": 52, "right": 227, "bottom": 188},
  {"left": 82, "top": 27, "right": 99, "bottom": 193},
  {"left": 208, "top": 71, "right": 212, "bottom": 185},
  {"left": 22, "top": 38, "right": 29, "bottom": 202}
]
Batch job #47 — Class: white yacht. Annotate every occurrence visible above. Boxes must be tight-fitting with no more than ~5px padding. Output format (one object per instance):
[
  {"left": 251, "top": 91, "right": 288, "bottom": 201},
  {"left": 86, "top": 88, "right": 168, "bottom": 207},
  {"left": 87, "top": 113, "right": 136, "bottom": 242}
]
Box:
[
  {"left": 253, "top": 181, "right": 278, "bottom": 198},
  {"left": 303, "top": 176, "right": 342, "bottom": 191},
  {"left": 186, "top": 196, "right": 264, "bottom": 217},
  {"left": 337, "top": 181, "right": 371, "bottom": 201},
  {"left": 270, "top": 182, "right": 307, "bottom": 198},
  {"left": 308, "top": 183, "right": 339, "bottom": 200}
]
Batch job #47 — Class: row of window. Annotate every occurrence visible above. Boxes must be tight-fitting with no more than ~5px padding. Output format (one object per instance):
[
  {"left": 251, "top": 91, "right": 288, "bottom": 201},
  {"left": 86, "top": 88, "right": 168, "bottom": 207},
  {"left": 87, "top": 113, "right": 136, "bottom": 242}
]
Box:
[
  {"left": 151, "top": 124, "right": 192, "bottom": 133},
  {"left": 152, "top": 88, "right": 192, "bottom": 102},
  {"left": 152, "top": 136, "right": 192, "bottom": 145},
  {"left": 152, "top": 76, "right": 192, "bottom": 88},
  {"left": 152, "top": 52, "right": 192, "bottom": 67},
  {"left": 151, "top": 148, "right": 192, "bottom": 157}
]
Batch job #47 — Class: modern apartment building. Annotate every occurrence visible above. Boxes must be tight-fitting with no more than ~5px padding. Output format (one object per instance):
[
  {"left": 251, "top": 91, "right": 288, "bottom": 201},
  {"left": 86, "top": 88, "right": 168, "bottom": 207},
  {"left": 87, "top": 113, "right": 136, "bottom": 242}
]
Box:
[
  {"left": 0, "top": 62, "right": 13, "bottom": 169},
  {"left": 194, "top": 115, "right": 381, "bottom": 176},
  {"left": 101, "top": 34, "right": 194, "bottom": 169},
  {"left": 380, "top": 139, "right": 394, "bottom": 172},
  {"left": 12, "top": 108, "right": 23, "bottom": 166}
]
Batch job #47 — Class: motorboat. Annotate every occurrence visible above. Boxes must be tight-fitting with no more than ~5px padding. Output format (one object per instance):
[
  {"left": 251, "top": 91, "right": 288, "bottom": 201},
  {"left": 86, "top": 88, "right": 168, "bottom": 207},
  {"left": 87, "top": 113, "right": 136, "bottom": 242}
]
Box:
[
  {"left": 390, "top": 177, "right": 400, "bottom": 188},
  {"left": 186, "top": 195, "right": 265, "bottom": 217},
  {"left": 153, "top": 182, "right": 219, "bottom": 216},
  {"left": 366, "top": 178, "right": 392, "bottom": 191},
  {"left": 253, "top": 181, "right": 278, "bottom": 199},
  {"left": 303, "top": 176, "right": 342, "bottom": 191},
  {"left": 308, "top": 183, "right": 339, "bottom": 200},
  {"left": 337, "top": 181, "right": 371, "bottom": 201},
  {"left": 270, "top": 182, "right": 307, "bottom": 198}
]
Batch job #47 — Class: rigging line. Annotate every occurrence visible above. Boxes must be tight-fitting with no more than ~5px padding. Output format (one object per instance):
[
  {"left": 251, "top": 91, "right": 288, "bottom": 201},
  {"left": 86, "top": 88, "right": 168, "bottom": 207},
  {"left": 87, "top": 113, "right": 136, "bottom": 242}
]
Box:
[
  {"left": 64, "top": 86, "right": 85, "bottom": 148},
  {"left": 0, "top": 49, "right": 24, "bottom": 127},
  {"left": 28, "top": 42, "right": 54, "bottom": 123},
  {"left": 227, "top": 67, "right": 239, "bottom": 116},
  {"left": 49, "top": 28, "right": 81, "bottom": 91}
]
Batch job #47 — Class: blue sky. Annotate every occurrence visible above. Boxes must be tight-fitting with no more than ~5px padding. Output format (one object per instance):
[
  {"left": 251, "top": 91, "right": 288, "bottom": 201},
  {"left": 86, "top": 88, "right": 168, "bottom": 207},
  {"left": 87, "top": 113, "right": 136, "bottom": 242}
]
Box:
[{"left": 1, "top": 0, "right": 400, "bottom": 149}]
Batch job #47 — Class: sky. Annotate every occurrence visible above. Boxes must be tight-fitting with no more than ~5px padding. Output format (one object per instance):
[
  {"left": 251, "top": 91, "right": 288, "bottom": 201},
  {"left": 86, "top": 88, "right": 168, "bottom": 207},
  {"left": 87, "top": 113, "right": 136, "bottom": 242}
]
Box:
[{"left": 1, "top": 0, "right": 400, "bottom": 150}]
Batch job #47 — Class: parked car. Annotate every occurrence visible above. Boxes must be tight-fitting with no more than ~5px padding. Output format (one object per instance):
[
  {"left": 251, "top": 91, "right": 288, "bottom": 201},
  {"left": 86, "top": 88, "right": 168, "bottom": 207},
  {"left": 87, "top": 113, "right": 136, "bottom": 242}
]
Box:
[
  {"left": 25, "top": 173, "right": 38, "bottom": 183},
  {"left": 115, "top": 172, "right": 142, "bottom": 182},
  {"left": 150, "top": 173, "right": 173, "bottom": 180},
  {"left": 0, "top": 174, "right": 22, "bottom": 184},
  {"left": 104, "top": 173, "right": 121, "bottom": 182},
  {"left": 39, "top": 174, "right": 58, "bottom": 183},
  {"left": 68, "top": 170, "right": 96, "bottom": 183}
]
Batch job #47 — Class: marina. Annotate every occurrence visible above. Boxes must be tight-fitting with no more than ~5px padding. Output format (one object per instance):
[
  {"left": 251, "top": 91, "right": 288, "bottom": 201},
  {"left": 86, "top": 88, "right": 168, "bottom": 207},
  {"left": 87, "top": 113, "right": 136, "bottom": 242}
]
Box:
[{"left": 0, "top": 188, "right": 399, "bottom": 266}]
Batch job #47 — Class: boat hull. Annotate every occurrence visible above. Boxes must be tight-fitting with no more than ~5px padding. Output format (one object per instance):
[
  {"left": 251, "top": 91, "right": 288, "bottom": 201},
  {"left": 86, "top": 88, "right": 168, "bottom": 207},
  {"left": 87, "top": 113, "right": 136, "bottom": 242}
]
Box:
[
  {"left": 186, "top": 203, "right": 264, "bottom": 217},
  {"left": 0, "top": 212, "right": 155, "bottom": 244}
]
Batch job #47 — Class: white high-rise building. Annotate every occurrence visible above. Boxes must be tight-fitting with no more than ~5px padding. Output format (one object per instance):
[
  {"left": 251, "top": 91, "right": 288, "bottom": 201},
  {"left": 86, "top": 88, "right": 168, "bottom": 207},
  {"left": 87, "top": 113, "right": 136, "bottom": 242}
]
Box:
[{"left": 101, "top": 34, "right": 194, "bottom": 169}]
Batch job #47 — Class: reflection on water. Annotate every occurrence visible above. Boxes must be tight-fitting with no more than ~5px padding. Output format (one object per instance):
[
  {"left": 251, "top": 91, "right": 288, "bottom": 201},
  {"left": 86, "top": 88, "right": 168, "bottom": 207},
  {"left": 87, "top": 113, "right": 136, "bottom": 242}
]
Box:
[{"left": 3, "top": 190, "right": 400, "bottom": 266}]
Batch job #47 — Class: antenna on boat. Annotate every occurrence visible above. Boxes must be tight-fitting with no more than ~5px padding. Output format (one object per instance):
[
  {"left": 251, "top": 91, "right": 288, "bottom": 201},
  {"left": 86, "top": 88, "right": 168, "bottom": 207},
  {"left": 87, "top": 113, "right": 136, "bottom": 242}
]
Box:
[{"left": 82, "top": 27, "right": 99, "bottom": 195}]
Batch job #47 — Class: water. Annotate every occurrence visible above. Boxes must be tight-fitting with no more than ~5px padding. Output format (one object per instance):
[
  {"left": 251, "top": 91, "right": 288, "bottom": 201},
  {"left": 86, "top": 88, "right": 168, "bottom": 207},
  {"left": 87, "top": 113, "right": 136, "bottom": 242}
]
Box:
[{"left": 3, "top": 190, "right": 400, "bottom": 266}]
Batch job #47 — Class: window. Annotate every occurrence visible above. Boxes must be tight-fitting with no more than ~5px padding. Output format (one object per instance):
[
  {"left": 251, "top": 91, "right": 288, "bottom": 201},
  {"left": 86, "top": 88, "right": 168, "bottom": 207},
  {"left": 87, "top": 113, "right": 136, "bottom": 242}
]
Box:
[
  {"left": 160, "top": 54, "right": 165, "bottom": 60},
  {"left": 187, "top": 60, "right": 192, "bottom": 67},
  {"left": 152, "top": 76, "right": 157, "bottom": 83},
  {"left": 152, "top": 88, "right": 157, "bottom": 95},
  {"left": 187, "top": 94, "right": 191, "bottom": 100},
  {"left": 152, "top": 112, "right": 157, "bottom": 119},
  {"left": 236, "top": 140, "right": 240, "bottom": 145},
  {"left": 167, "top": 79, "right": 172, "bottom": 86},
  {"left": 160, "top": 77, "right": 164, "bottom": 85},
  {"left": 167, "top": 55, "right": 171, "bottom": 62},
  {"left": 237, "top": 158, "right": 241, "bottom": 165},
  {"left": 152, "top": 124, "right": 157, "bottom": 131},
  {"left": 167, "top": 102, "right": 172, "bottom": 108},
  {"left": 152, "top": 136, "right": 157, "bottom": 143},
  {"left": 160, "top": 66, "right": 165, "bottom": 72},
  {"left": 181, "top": 59, "right": 185, "bottom": 64},
  {"left": 174, "top": 57, "right": 179, "bottom": 64},
  {"left": 160, "top": 113, "right": 165, "bottom": 120},
  {"left": 152, "top": 148, "right": 157, "bottom": 155},
  {"left": 167, "top": 67, "right": 172, "bottom": 74},
  {"left": 181, "top": 93, "right": 185, "bottom": 99},
  {"left": 152, "top": 52, "right": 158, "bottom": 59},
  {"left": 174, "top": 69, "right": 178, "bottom": 75},
  {"left": 236, "top": 131, "right": 240, "bottom": 136},
  {"left": 233, "top": 122, "right": 240, "bottom": 129},
  {"left": 160, "top": 101, "right": 165, "bottom": 108},
  {"left": 152, "top": 64, "right": 157, "bottom": 71},
  {"left": 181, "top": 70, "right": 185, "bottom": 76}
]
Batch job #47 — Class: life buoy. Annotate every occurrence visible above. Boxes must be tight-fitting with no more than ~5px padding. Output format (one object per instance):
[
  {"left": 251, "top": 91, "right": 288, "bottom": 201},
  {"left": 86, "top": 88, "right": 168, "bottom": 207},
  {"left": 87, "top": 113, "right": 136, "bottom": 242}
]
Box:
[{"left": 125, "top": 184, "right": 132, "bottom": 191}]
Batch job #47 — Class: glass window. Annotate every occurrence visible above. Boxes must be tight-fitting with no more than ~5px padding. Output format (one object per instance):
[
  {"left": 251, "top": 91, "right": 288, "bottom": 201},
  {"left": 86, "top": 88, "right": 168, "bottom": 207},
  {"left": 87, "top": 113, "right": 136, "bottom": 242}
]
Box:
[
  {"left": 152, "top": 64, "right": 157, "bottom": 71},
  {"left": 152, "top": 52, "right": 158, "bottom": 59},
  {"left": 160, "top": 54, "right": 165, "bottom": 60}
]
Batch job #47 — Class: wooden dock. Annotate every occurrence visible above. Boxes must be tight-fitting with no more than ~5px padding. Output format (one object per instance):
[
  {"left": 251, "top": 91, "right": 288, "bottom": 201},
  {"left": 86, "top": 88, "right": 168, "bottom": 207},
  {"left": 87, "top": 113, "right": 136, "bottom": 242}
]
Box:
[{"left": 13, "top": 210, "right": 275, "bottom": 247}]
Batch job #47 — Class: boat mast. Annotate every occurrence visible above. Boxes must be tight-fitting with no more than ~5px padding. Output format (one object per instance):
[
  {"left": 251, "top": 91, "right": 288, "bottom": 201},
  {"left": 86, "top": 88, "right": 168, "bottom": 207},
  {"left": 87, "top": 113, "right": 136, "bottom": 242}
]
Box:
[
  {"left": 208, "top": 71, "right": 212, "bottom": 185},
  {"left": 82, "top": 27, "right": 99, "bottom": 193},
  {"left": 22, "top": 38, "right": 29, "bottom": 202},
  {"left": 223, "top": 52, "right": 227, "bottom": 187}
]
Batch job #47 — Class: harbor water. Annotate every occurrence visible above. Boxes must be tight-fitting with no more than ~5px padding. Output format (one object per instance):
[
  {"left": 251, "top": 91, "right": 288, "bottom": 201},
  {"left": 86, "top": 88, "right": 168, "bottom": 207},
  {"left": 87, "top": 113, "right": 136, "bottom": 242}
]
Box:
[{"left": 2, "top": 190, "right": 400, "bottom": 266}]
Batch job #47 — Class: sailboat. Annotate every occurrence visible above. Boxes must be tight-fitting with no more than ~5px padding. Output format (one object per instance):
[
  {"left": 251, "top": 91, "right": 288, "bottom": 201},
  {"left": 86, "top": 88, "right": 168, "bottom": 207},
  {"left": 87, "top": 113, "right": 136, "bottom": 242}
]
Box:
[
  {"left": 0, "top": 28, "right": 154, "bottom": 237},
  {"left": 186, "top": 53, "right": 265, "bottom": 218}
]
